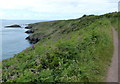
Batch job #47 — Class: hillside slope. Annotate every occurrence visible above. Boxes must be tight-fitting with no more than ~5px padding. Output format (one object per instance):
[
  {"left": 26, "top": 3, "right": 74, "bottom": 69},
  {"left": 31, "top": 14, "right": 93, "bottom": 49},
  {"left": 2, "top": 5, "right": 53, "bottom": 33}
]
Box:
[{"left": 2, "top": 12, "right": 119, "bottom": 82}]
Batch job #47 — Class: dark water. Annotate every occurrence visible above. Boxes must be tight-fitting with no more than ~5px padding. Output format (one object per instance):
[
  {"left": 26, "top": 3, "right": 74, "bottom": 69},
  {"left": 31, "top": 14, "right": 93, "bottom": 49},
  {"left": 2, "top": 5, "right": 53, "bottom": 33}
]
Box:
[{"left": 1, "top": 20, "right": 43, "bottom": 60}]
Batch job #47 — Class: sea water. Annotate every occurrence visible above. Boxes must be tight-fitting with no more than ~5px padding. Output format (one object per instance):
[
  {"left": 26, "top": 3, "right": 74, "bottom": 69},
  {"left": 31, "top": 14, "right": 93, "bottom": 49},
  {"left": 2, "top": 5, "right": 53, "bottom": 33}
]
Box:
[{"left": 1, "top": 20, "right": 43, "bottom": 60}]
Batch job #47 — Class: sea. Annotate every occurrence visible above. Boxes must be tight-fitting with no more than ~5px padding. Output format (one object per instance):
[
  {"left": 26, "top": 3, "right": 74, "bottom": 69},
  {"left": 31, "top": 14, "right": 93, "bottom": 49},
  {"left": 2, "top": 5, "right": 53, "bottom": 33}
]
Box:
[{"left": 0, "top": 20, "right": 46, "bottom": 60}]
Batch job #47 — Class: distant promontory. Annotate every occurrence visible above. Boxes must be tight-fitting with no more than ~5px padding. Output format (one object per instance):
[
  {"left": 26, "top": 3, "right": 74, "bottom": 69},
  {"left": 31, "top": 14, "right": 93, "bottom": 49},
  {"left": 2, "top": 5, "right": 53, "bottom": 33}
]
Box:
[{"left": 5, "top": 24, "right": 21, "bottom": 28}]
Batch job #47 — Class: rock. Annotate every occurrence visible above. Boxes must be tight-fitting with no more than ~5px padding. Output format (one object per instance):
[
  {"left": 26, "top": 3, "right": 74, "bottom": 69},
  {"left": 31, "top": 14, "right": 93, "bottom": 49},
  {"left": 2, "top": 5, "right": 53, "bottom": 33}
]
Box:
[
  {"left": 5, "top": 24, "right": 21, "bottom": 28},
  {"left": 26, "top": 36, "right": 39, "bottom": 44},
  {"left": 25, "top": 33, "right": 45, "bottom": 44},
  {"left": 25, "top": 26, "right": 32, "bottom": 29},
  {"left": 25, "top": 30, "right": 34, "bottom": 34}
]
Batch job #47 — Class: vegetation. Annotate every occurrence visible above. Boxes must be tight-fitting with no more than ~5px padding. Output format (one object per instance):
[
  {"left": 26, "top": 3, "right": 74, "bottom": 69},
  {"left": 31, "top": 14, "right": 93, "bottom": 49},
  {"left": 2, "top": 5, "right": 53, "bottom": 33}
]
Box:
[
  {"left": 2, "top": 12, "right": 119, "bottom": 82},
  {"left": 104, "top": 12, "right": 119, "bottom": 37}
]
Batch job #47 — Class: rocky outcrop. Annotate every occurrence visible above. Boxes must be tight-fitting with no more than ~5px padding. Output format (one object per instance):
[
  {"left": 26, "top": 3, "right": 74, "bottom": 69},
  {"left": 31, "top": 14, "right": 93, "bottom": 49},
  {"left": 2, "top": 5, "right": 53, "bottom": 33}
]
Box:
[
  {"left": 26, "top": 36, "right": 39, "bottom": 44},
  {"left": 25, "top": 26, "right": 32, "bottom": 29},
  {"left": 25, "top": 30, "right": 34, "bottom": 34},
  {"left": 25, "top": 33, "right": 45, "bottom": 44},
  {"left": 5, "top": 24, "right": 21, "bottom": 28}
]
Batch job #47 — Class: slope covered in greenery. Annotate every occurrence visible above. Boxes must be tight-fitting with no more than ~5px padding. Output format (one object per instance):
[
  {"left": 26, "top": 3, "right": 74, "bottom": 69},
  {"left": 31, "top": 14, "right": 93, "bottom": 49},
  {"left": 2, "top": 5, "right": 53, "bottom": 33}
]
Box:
[{"left": 2, "top": 12, "right": 119, "bottom": 82}]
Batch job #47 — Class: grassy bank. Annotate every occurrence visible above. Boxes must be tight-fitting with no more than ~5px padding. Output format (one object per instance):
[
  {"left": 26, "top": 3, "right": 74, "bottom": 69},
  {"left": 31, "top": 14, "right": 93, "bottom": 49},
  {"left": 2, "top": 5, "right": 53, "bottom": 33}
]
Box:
[
  {"left": 2, "top": 12, "right": 118, "bottom": 82},
  {"left": 104, "top": 12, "right": 119, "bottom": 37}
]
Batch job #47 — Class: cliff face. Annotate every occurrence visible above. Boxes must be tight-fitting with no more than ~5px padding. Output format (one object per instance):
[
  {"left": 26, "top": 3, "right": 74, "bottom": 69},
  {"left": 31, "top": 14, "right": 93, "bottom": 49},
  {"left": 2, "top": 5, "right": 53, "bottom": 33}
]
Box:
[
  {"left": 25, "top": 12, "right": 119, "bottom": 44},
  {"left": 2, "top": 12, "right": 119, "bottom": 82}
]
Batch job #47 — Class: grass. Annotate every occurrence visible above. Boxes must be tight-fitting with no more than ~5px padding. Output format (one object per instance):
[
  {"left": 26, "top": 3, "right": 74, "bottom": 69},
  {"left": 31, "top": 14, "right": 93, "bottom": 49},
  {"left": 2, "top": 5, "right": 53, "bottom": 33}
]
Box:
[{"left": 2, "top": 12, "right": 119, "bottom": 82}]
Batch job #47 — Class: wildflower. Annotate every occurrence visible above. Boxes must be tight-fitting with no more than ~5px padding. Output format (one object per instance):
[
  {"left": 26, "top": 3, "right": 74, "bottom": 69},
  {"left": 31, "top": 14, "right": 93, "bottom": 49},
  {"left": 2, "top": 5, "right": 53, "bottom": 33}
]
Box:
[
  {"left": 68, "top": 36, "right": 71, "bottom": 39},
  {"left": 32, "top": 45, "right": 35, "bottom": 49}
]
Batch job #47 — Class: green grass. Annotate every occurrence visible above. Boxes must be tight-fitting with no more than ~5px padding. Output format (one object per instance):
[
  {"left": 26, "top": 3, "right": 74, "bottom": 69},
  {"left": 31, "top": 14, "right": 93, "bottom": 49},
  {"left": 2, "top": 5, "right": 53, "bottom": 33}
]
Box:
[
  {"left": 2, "top": 12, "right": 119, "bottom": 82},
  {"left": 104, "top": 12, "right": 119, "bottom": 37}
]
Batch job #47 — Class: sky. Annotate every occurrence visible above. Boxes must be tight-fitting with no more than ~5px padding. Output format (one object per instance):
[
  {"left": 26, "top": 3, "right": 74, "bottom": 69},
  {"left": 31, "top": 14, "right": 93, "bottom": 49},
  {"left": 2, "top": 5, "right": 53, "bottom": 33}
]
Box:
[{"left": 0, "top": 0, "right": 119, "bottom": 20}]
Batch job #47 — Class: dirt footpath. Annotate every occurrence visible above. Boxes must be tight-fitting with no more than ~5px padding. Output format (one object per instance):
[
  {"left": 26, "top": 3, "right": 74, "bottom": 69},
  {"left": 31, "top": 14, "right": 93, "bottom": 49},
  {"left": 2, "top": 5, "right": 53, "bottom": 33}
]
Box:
[{"left": 106, "top": 28, "right": 118, "bottom": 82}]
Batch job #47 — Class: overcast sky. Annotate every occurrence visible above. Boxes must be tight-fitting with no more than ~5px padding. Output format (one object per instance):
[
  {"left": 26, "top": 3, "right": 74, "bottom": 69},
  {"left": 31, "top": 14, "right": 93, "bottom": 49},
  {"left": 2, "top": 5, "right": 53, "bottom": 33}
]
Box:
[{"left": 0, "top": 0, "right": 119, "bottom": 20}]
